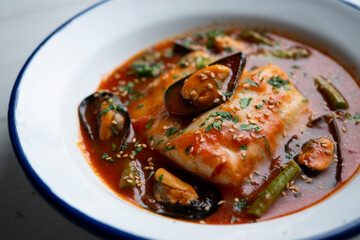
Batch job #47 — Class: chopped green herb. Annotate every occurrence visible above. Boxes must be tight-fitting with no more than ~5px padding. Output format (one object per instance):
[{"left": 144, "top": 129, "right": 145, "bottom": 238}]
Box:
[
  {"left": 101, "top": 152, "right": 109, "bottom": 159},
  {"left": 146, "top": 171, "right": 155, "bottom": 181},
  {"left": 233, "top": 198, "right": 248, "bottom": 212},
  {"left": 210, "top": 111, "right": 234, "bottom": 120},
  {"left": 345, "top": 112, "right": 359, "bottom": 124},
  {"left": 185, "top": 144, "right": 193, "bottom": 156},
  {"left": 223, "top": 92, "right": 234, "bottom": 97},
  {"left": 290, "top": 65, "right": 302, "bottom": 69},
  {"left": 145, "top": 118, "right": 155, "bottom": 128},
  {"left": 158, "top": 174, "right": 164, "bottom": 182},
  {"left": 199, "top": 122, "right": 206, "bottom": 127},
  {"left": 215, "top": 81, "right": 222, "bottom": 90},
  {"left": 155, "top": 140, "right": 163, "bottom": 147},
  {"left": 262, "top": 99, "right": 267, "bottom": 103},
  {"left": 223, "top": 47, "right": 234, "bottom": 53},
  {"left": 133, "top": 104, "right": 144, "bottom": 109},
  {"left": 295, "top": 192, "right": 302, "bottom": 198},
  {"left": 112, "top": 143, "right": 117, "bottom": 152},
  {"left": 230, "top": 216, "right": 238, "bottom": 224},
  {"left": 240, "top": 97, "right": 253, "bottom": 108},
  {"left": 240, "top": 144, "right": 248, "bottom": 150},
  {"left": 195, "top": 56, "right": 211, "bottom": 69},
  {"left": 285, "top": 153, "right": 292, "bottom": 159},
  {"left": 240, "top": 123, "right": 260, "bottom": 131},
  {"left": 164, "top": 127, "right": 179, "bottom": 136},
  {"left": 164, "top": 145, "right": 175, "bottom": 152},
  {"left": 108, "top": 126, "right": 119, "bottom": 135},
  {"left": 233, "top": 115, "right": 239, "bottom": 123},
  {"left": 255, "top": 104, "right": 263, "bottom": 109},
  {"left": 267, "top": 75, "right": 290, "bottom": 89},
  {"left": 354, "top": 113, "right": 360, "bottom": 119},
  {"left": 246, "top": 180, "right": 252, "bottom": 184},
  {"left": 258, "top": 135, "right": 271, "bottom": 156},
  {"left": 179, "top": 129, "right": 186, "bottom": 135},
  {"left": 130, "top": 61, "right": 163, "bottom": 78},
  {"left": 302, "top": 98, "right": 309, "bottom": 103},
  {"left": 206, "top": 29, "right": 225, "bottom": 47},
  {"left": 245, "top": 78, "right": 260, "bottom": 87}
]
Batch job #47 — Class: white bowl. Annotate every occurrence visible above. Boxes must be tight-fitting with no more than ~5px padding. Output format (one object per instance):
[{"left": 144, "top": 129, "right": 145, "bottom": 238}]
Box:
[{"left": 8, "top": 0, "right": 360, "bottom": 239}]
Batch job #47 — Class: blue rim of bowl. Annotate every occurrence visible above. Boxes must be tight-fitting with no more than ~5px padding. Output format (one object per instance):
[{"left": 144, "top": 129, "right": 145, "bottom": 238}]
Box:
[{"left": 7, "top": 0, "right": 360, "bottom": 239}]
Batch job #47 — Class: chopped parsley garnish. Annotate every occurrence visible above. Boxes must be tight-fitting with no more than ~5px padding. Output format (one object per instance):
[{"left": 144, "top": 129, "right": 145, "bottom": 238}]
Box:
[
  {"left": 267, "top": 75, "right": 289, "bottom": 89},
  {"left": 164, "top": 145, "right": 176, "bottom": 152},
  {"left": 285, "top": 152, "right": 292, "bottom": 159},
  {"left": 233, "top": 198, "right": 248, "bottom": 212},
  {"left": 223, "top": 47, "right": 234, "bottom": 53},
  {"left": 130, "top": 61, "right": 163, "bottom": 78},
  {"left": 233, "top": 115, "right": 239, "bottom": 123},
  {"left": 295, "top": 192, "right": 302, "bottom": 198},
  {"left": 119, "top": 82, "right": 143, "bottom": 101},
  {"left": 164, "top": 127, "right": 179, "bottom": 136},
  {"left": 199, "top": 122, "right": 206, "bottom": 127},
  {"left": 223, "top": 92, "right": 234, "bottom": 97},
  {"left": 146, "top": 171, "right": 155, "bottom": 181},
  {"left": 345, "top": 112, "right": 360, "bottom": 124},
  {"left": 154, "top": 140, "right": 163, "bottom": 147},
  {"left": 258, "top": 135, "right": 271, "bottom": 156},
  {"left": 205, "top": 121, "right": 223, "bottom": 132},
  {"left": 206, "top": 29, "right": 225, "bottom": 47},
  {"left": 101, "top": 102, "right": 127, "bottom": 116},
  {"left": 215, "top": 81, "right": 222, "bottom": 89},
  {"left": 245, "top": 180, "right": 252, "bottom": 184},
  {"left": 245, "top": 78, "right": 260, "bottom": 87},
  {"left": 108, "top": 126, "right": 119, "bottom": 135},
  {"left": 302, "top": 98, "right": 309, "bottom": 103},
  {"left": 145, "top": 118, "right": 155, "bottom": 128},
  {"left": 133, "top": 104, "right": 144, "bottom": 109},
  {"left": 290, "top": 65, "right": 302, "bottom": 69},
  {"left": 240, "top": 144, "right": 248, "bottom": 150},
  {"left": 240, "top": 97, "right": 253, "bottom": 108},
  {"left": 230, "top": 216, "right": 238, "bottom": 224},
  {"left": 185, "top": 144, "right": 193, "bottom": 156},
  {"left": 158, "top": 174, "right": 164, "bottom": 182},
  {"left": 101, "top": 152, "right": 109, "bottom": 159},
  {"left": 255, "top": 104, "right": 263, "bottom": 109},
  {"left": 179, "top": 129, "right": 186, "bottom": 135},
  {"left": 210, "top": 111, "right": 234, "bottom": 120},
  {"left": 195, "top": 56, "right": 211, "bottom": 69},
  {"left": 112, "top": 143, "right": 117, "bottom": 151},
  {"left": 240, "top": 123, "right": 260, "bottom": 131}
]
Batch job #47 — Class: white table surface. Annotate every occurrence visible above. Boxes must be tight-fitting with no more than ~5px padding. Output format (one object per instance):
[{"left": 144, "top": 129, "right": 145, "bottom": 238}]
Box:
[{"left": 1, "top": 0, "right": 360, "bottom": 239}]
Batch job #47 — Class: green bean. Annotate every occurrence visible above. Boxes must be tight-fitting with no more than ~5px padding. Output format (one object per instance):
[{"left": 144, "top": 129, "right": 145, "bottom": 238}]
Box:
[
  {"left": 315, "top": 76, "right": 348, "bottom": 110},
  {"left": 242, "top": 30, "right": 274, "bottom": 46},
  {"left": 247, "top": 160, "right": 301, "bottom": 217},
  {"left": 119, "top": 162, "right": 137, "bottom": 188},
  {"left": 266, "top": 47, "right": 310, "bottom": 59}
]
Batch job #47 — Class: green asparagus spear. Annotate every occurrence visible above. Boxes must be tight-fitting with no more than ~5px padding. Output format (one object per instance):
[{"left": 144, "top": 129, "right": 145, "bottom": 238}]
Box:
[
  {"left": 265, "top": 47, "right": 310, "bottom": 59},
  {"left": 242, "top": 29, "right": 275, "bottom": 46},
  {"left": 119, "top": 161, "right": 137, "bottom": 188},
  {"left": 315, "top": 76, "right": 348, "bottom": 110},
  {"left": 247, "top": 160, "right": 301, "bottom": 217}
]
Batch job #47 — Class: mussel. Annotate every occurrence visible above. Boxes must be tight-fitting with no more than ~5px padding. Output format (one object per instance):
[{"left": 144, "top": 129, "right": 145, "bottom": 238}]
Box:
[
  {"left": 285, "top": 114, "right": 342, "bottom": 180},
  {"left": 145, "top": 168, "right": 222, "bottom": 220},
  {"left": 78, "top": 91, "right": 130, "bottom": 149},
  {"left": 164, "top": 52, "right": 246, "bottom": 116}
]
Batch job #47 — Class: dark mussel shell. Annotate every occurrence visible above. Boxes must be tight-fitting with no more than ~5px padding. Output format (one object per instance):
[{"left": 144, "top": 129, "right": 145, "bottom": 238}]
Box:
[
  {"left": 78, "top": 91, "right": 130, "bottom": 148},
  {"left": 285, "top": 114, "right": 342, "bottom": 180},
  {"left": 164, "top": 52, "right": 246, "bottom": 116},
  {"left": 144, "top": 171, "right": 222, "bottom": 220}
]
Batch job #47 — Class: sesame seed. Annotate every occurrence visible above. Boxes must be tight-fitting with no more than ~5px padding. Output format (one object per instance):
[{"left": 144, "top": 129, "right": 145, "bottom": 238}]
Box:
[
  {"left": 116, "top": 154, "right": 121, "bottom": 158},
  {"left": 268, "top": 105, "right": 274, "bottom": 109},
  {"left": 126, "top": 179, "right": 133, "bottom": 183},
  {"left": 241, "top": 151, "right": 246, "bottom": 157},
  {"left": 263, "top": 112, "right": 270, "bottom": 117},
  {"left": 213, "top": 98, "right": 220, "bottom": 103},
  {"left": 333, "top": 159, "right": 339, "bottom": 163},
  {"left": 147, "top": 157, "right": 153, "bottom": 162},
  {"left": 243, "top": 83, "right": 250, "bottom": 88},
  {"left": 247, "top": 113, "right": 252, "bottom": 119},
  {"left": 333, "top": 153, "right": 338, "bottom": 159},
  {"left": 249, "top": 173, "right": 253, "bottom": 179},
  {"left": 214, "top": 153, "right": 220, "bottom": 156},
  {"left": 207, "top": 83, "right": 213, "bottom": 89},
  {"left": 317, "top": 185, "right": 323, "bottom": 189},
  {"left": 197, "top": 148, "right": 202, "bottom": 154},
  {"left": 200, "top": 138, "right": 206, "bottom": 142},
  {"left": 150, "top": 140, "right": 154, "bottom": 146},
  {"left": 215, "top": 116, "right": 222, "bottom": 120},
  {"left": 105, "top": 157, "right": 112, "bottom": 160},
  {"left": 123, "top": 154, "right": 129, "bottom": 158},
  {"left": 235, "top": 105, "right": 241, "bottom": 110},
  {"left": 294, "top": 187, "right": 300, "bottom": 192},
  {"left": 229, "top": 129, "right": 235, "bottom": 133},
  {"left": 190, "top": 90, "right": 198, "bottom": 98},
  {"left": 232, "top": 124, "right": 239, "bottom": 130},
  {"left": 144, "top": 166, "right": 150, "bottom": 170},
  {"left": 249, "top": 119, "right": 256, "bottom": 124},
  {"left": 236, "top": 137, "right": 242, "bottom": 142},
  {"left": 324, "top": 107, "right": 329, "bottom": 111},
  {"left": 149, "top": 162, "right": 154, "bottom": 166},
  {"left": 290, "top": 180, "right": 295, "bottom": 186},
  {"left": 217, "top": 200, "right": 225, "bottom": 205},
  {"left": 190, "top": 146, "right": 194, "bottom": 153},
  {"left": 210, "top": 72, "right": 215, "bottom": 78},
  {"left": 342, "top": 126, "right": 346, "bottom": 132},
  {"left": 281, "top": 191, "right": 287, "bottom": 196},
  {"left": 283, "top": 132, "right": 287, "bottom": 137},
  {"left": 163, "top": 126, "right": 169, "bottom": 130},
  {"left": 205, "top": 206, "right": 210, "bottom": 211},
  {"left": 149, "top": 166, "right": 154, "bottom": 170},
  {"left": 259, "top": 119, "right": 265, "bottom": 124},
  {"left": 221, "top": 158, "right": 226, "bottom": 163},
  {"left": 305, "top": 179, "right": 312, "bottom": 183},
  {"left": 200, "top": 221, "right": 206, "bottom": 224},
  {"left": 325, "top": 150, "right": 332, "bottom": 155},
  {"left": 301, "top": 175, "right": 308, "bottom": 180},
  {"left": 234, "top": 198, "right": 239, "bottom": 202},
  {"left": 132, "top": 138, "right": 136, "bottom": 143},
  {"left": 250, "top": 133, "right": 256, "bottom": 138},
  {"left": 344, "top": 120, "right": 348, "bottom": 124},
  {"left": 195, "top": 130, "right": 201, "bottom": 135},
  {"left": 130, "top": 154, "right": 134, "bottom": 159}
]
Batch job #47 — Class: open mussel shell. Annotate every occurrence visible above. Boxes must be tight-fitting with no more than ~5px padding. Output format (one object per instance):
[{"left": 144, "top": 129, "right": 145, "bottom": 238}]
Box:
[
  {"left": 146, "top": 170, "right": 222, "bottom": 220},
  {"left": 78, "top": 91, "right": 130, "bottom": 148},
  {"left": 164, "top": 52, "right": 246, "bottom": 116},
  {"left": 285, "top": 114, "right": 342, "bottom": 180}
]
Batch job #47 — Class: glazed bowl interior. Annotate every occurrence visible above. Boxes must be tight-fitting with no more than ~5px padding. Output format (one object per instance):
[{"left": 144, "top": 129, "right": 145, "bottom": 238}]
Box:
[{"left": 9, "top": 0, "right": 360, "bottom": 239}]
